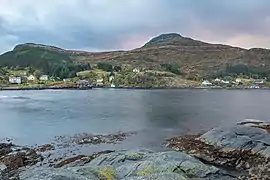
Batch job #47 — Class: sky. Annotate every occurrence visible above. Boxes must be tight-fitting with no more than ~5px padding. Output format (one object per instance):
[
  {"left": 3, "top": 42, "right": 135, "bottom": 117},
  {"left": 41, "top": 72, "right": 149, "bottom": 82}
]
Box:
[{"left": 0, "top": 0, "right": 270, "bottom": 53}]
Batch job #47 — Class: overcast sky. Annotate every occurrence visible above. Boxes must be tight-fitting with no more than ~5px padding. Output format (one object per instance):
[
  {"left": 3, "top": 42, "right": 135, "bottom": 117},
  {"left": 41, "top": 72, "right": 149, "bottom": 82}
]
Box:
[{"left": 0, "top": 0, "right": 270, "bottom": 53}]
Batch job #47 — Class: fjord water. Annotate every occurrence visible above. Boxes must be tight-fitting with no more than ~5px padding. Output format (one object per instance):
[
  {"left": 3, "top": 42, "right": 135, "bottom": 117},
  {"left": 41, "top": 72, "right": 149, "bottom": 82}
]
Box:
[{"left": 0, "top": 89, "right": 269, "bottom": 147}]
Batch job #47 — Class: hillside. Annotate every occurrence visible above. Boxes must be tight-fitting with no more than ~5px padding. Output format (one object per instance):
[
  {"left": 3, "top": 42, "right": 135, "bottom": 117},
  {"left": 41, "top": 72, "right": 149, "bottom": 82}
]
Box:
[
  {"left": 1, "top": 33, "right": 270, "bottom": 81},
  {"left": 0, "top": 45, "right": 72, "bottom": 71},
  {"left": 72, "top": 33, "right": 270, "bottom": 79},
  {"left": 0, "top": 45, "right": 91, "bottom": 79}
]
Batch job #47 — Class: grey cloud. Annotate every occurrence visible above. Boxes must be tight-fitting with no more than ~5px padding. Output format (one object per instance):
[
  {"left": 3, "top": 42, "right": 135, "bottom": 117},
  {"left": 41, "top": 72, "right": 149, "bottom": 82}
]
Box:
[
  {"left": 0, "top": 0, "right": 270, "bottom": 53},
  {"left": 169, "top": 0, "right": 270, "bottom": 36}
]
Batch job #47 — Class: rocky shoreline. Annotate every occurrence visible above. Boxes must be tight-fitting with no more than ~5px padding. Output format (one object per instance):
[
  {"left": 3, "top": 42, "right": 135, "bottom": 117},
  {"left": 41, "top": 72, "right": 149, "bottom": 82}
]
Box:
[{"left": 1, "top": 119, "right": 269, "bottom": 179}]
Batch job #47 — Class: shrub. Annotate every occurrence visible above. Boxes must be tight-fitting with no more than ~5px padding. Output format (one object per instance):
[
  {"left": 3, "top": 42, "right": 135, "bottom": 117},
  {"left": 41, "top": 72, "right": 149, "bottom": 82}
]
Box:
[
  {"left": 161, "top": 63, "right": 181, "bottom": 75},
  {"left": 97, "top": 63, "right": 113, "bottom": 72}
]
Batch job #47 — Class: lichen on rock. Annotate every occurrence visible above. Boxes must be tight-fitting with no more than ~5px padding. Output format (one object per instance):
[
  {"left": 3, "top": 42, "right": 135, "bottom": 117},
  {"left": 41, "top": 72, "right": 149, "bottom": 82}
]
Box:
[{"left": 19, "top": 149, "right": 226, "bottom": 180}]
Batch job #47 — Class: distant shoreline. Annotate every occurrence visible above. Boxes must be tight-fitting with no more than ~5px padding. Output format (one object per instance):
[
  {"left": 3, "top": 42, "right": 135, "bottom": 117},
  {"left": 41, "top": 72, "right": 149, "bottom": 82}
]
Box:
[
  {"left": 0, "top": 85, "right": 269, "bottom": 91},
  {"left": 0, "top": 85, "right": 92, "bottom": 91},
  {"left": 103, "top": 86, "right": 270, "bottom": 90}
]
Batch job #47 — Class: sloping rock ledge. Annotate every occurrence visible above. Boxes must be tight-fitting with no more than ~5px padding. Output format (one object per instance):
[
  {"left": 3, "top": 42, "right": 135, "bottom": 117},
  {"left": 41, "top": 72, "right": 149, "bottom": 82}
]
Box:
[
  {"left": 19, "top": 149, "right": 235, "bottom": 180},
  {"left": 167, "top": 119, "right": 270, "bottom": 179}
]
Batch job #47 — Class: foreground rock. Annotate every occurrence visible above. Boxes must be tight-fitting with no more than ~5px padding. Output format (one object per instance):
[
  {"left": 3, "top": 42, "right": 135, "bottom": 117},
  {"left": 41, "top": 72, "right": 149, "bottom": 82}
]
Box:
[
  {"left": 168, "top": 119, "right": 270, "bottom": 179},
  {"left": 53, "top": 150, "right": 115, "bottom": 168},
  {"left": 0, "top": 143, "right": 12, "bottom": 157},
  {"left": 4, "top": 122, "right": 270, "bottom": 179},
  {"left": 0, "top": 144, "right": 43, "bottom": 180},
  {"left": 20, "top": 149, "right": 235, "bottom": 180},
  {"left": 35, "top": 144, "right": 55, "bottom": 152}
]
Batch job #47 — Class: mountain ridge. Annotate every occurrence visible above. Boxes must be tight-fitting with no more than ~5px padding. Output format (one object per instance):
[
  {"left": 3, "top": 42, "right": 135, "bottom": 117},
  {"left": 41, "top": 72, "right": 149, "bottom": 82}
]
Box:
[
  {"left": 9, "top": 33, "right": 258, "bottom": 53},
  {"left": 8, "top": 33, "right": 270, "bottom": 56},
  {"left": 1, "top": 33, "right": 270, "bottom": 80}
]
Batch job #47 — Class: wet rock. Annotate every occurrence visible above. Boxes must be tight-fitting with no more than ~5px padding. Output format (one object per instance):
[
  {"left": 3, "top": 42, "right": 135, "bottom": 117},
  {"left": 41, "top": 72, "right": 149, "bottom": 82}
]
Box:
[
  {"left": 35, "top": 144, "right": 55, "bottom": 152},
  {"left": 1, "top": 149, "right": 43, "bottom": 170},
  {"left": 79, "top": 166, "right": 118, "bottom": 180},
  {"left": 53, "top": 150, "right": 115, "bottom": 168},
  {"left": 1, "top": 153, "right": 25, "bottom": 169},
  {"left": 20, "top": 149, "right": 232, "bottom": 180},
  {"left": 123, "top": 173, "right": 187, "bottom": 180},
  {"left": 0, "top": 164, "right": 7, "bottom": 180},
  {"left": 199, "top": 119, "right": 270, "bottom": 159},
  {"left": 248, "top": 162, "right": 270, "bottom": 179},
  {"left": 21, "top": 166, "right": 118, "bottom": 180},
  {"left": 54, "top": 131, "right": 136, "bottom": 147},
  {"left": 88, "top": 150, "right": 222, "bottom": 179},
  {"left": 0, "top": 164, "right": 19, "bottom": 180},
  {"left": 167, "top": 119, "right": 270, "bottom": 179},
  {"left": 54, "top": 155, "right": 90, "bottom": 168},
  {"left": 20, "top": 167, "right": 100, "bottom": 180},
  {"left": 88, "top": 149, "right": 153, "bottom": 167},
  {"left": 91, "top": 150, "right": 115, "bottom": 158},
  {"left": 0, "top": 143, "right": 13, "bottom": 156}
]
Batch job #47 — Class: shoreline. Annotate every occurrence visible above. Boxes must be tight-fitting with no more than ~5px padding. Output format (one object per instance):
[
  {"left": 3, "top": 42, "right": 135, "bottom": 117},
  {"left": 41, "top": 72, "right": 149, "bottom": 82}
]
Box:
[
  {"left": 1, "top": 119, "right": 268, "bottom": 179},
  {"left": 0, "top": 85, "right": 270, "bottom": 91},
  {"left": 0, "top": 85, "right": 93, "bottom": 91}
]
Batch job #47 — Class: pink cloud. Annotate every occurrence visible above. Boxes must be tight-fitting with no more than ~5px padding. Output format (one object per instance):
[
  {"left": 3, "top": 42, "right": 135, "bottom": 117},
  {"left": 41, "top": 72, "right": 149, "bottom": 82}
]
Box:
[
  {"left": 224, "top": 34, "right": 270, "bottom": 49},
  {"left": 118, "top": 35, "right": 151, "bottom": 50}
]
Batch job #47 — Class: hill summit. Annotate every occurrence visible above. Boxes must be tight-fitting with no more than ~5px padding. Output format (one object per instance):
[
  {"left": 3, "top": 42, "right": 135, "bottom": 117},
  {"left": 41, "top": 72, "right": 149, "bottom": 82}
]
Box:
[{"left": 143, "top": 33, "right": 210, "bottom": 47}]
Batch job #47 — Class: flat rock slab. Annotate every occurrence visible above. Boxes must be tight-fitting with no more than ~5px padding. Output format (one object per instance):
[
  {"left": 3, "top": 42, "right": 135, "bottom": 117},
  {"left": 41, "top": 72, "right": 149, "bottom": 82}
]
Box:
[
  {"left": 19, "top": 149, "right": 234, "bottom": 180},
  {"left": 167, "top": 119, "right": 270, "bottom": 179},
  {"left": 199, "top": 119, "right": 270, "bottom": 158}
]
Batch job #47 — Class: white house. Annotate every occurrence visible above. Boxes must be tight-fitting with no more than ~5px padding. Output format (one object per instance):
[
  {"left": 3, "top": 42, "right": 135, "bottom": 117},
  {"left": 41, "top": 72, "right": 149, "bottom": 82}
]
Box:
[
  {"left": 110, "top": 83, "right": 116, "bottom": 88},
  {"left": 132, "top": 68, "right": 140, "bottom": 73},
  {"left": 63, "top": 78, "right": 71, "bottom": 82},
  {"left": 254, "top": 79, "right": 265, "bottom": 84},
  {"left": 9, "top": 77, "right": 22, "bottom": 84},
  {"left": 109, "top": 76, "right": 114, "bottom": 82},
  {"left": 27, "top": 75, "right": 36, "bottom": 81},
  {"left": 221, "top": 80, "right": 230, "bottom": 84},
  {"left": 97, "top": 78, "right": 103, "bottom": 83},
  {"left": 202, "top": 80, "right": 212, "bottom": 86},
  {"left": 214, "top": 78, "right": 221, "bottom": 82},
  {"left": 39, "top": 75, "right": 48, "bottom": 81},
  {"left": 235, "top": 78, "right": 242, "bottom": 83},
  {"left": 96, "top": 78, "right": 104, "bottom": 86},
  {"left": 250, "top": 84, "right": 260, "bottom": 89},
  {"left": 19, "top": 72, "right": 27, "bottom": 77}
]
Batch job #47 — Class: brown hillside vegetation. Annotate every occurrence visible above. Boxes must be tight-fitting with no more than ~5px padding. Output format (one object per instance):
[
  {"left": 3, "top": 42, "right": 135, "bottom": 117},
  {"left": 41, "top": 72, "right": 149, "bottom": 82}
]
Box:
[{"left": 2, "top": 33, "right": 270, "bottom": 78}]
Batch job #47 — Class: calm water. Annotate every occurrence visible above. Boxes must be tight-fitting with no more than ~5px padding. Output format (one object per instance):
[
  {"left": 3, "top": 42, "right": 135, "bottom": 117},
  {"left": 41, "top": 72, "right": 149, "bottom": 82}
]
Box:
[{"left": 0, "top": 89, "right": 270, "bottom": 147}]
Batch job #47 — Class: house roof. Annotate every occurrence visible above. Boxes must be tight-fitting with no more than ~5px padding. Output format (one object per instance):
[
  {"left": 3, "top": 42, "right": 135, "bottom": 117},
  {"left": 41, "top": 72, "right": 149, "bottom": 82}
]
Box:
[{"left": 254, "top": 79, "right": 264, "bottom": 83}]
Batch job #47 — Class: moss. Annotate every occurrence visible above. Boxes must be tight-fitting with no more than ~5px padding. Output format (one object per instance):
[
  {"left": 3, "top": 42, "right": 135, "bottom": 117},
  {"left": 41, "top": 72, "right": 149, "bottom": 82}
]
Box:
[
  {"left": 137, "top": 167, "right": 155, "bottom": 176},
  {"left": 98, "top": 166, "right": 117, "bottom": 180}
]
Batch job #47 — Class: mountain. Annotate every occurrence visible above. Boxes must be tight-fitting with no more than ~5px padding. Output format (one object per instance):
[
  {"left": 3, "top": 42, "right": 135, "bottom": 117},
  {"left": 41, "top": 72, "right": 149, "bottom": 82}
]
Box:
[
  {"left": 1, "top": 33, "right": 270, "bottom": 80},
  {"left": 97, "top": 33, "right": 270, "bottom": 78},
  {"left": 0, "top": 44, "right": 92, "bottom": 79},
  {"left": 0, "top": 44, "right": 72, "bottom": 73},
  {"left": 143, "top": 33, "right": 210, "bottom": 47}
]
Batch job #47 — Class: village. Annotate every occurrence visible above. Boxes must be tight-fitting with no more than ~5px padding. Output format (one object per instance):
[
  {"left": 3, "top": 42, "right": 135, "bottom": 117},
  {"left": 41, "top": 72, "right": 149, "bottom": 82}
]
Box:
[
  {"left": 201, "top": 77, "right": 268, "bottom": 89},
  {"left": 0, "top": 67, "right": 143, "bottom": 89},
  {"left": 1, "top": 65, "right": 270, "bottom": 90}
]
